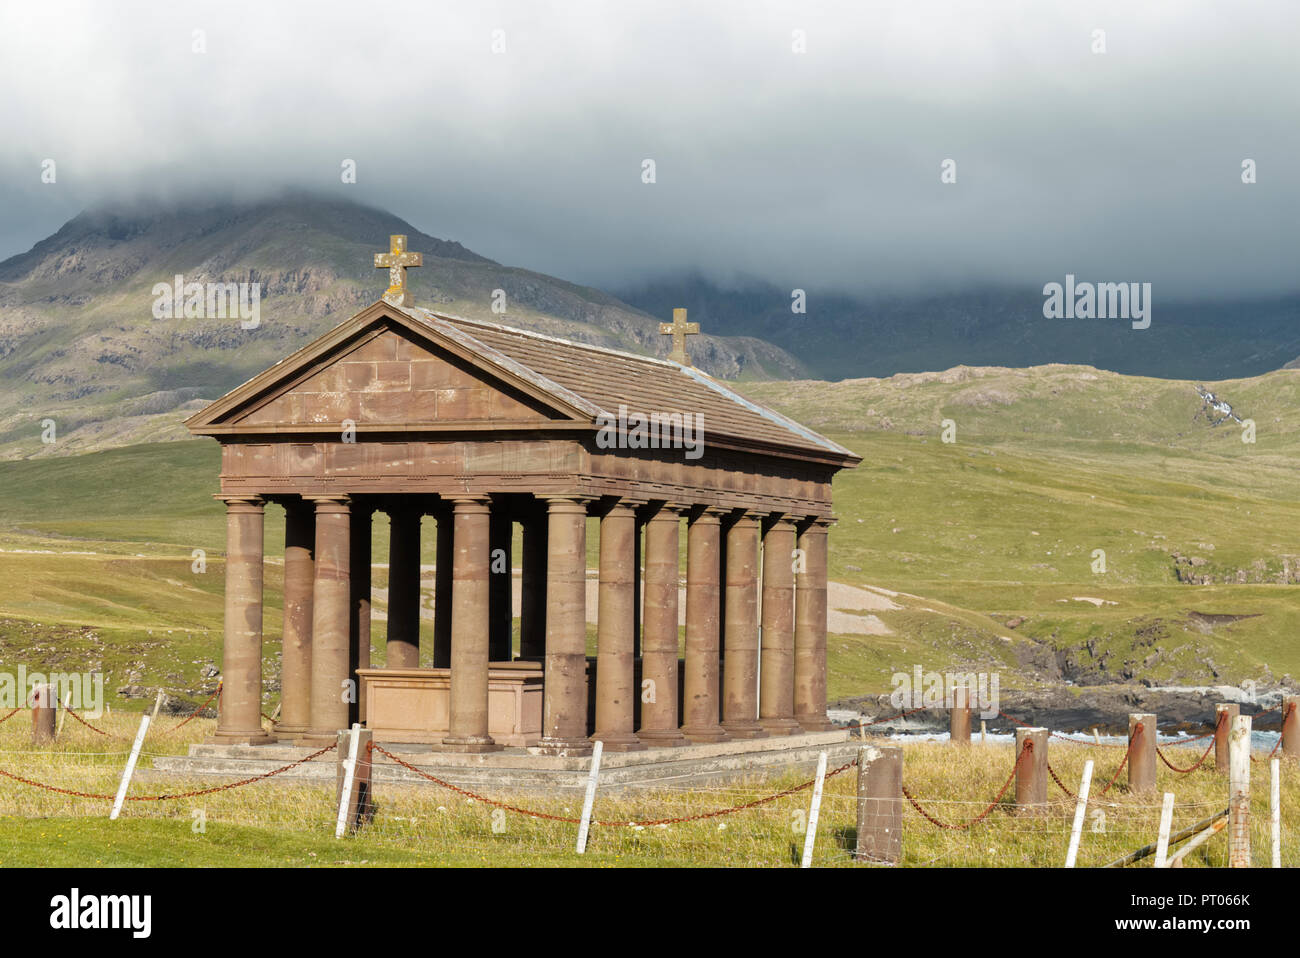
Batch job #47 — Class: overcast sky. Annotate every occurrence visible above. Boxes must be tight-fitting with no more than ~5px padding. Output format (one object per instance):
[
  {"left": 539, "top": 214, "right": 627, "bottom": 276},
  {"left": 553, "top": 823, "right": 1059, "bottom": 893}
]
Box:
[{"left": 1, "top": 0, "right": 1296, "bottom": 297}]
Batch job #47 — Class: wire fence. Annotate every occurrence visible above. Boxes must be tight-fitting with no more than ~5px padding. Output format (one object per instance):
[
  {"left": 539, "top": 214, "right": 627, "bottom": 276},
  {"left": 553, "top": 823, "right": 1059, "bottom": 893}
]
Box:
[{"left": 0, "top": 700, "right": 1294, "bottom": 867}]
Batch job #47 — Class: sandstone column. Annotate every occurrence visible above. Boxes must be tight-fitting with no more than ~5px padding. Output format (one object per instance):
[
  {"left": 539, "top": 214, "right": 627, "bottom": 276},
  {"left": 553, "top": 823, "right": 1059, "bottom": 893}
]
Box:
[
  {"left": 432, "top": 505, "right": 453, "bottom": 668},
  {"left": 633, "top": 519, "right": 643, "bottom": 658},
  {"left": 274, "top": 499, "right": 314, "bottom": 740},
  {"left": 519, "top": 508, "right": 548, "bottom": 659},
  {"left": 760, "top": 516, "right": 801, "bottom": 735},
  {"left": 638, "top": 504, "right": 687, "bottom": 746},
  {"left": 300, "top": 496, "right": 350, "bottom": 745},
  {"left": 444, "top": 497, "right": 498, "bottom": 751},
  {"left": 681, "top": 507, "right": 729, "bottom": 742},
  {"left": 212, "top": 496, "right": 271, "bottom": 744},
  {"left": 593, "top": 499, "right": 644, "bottom": 751},
  {"left": 349, "top": 501, "right": 373, "bottom": 725},
  {"left": 537, "top": 496, "right": 592, "bottom": 755},
  {"left": 722, "top": 512, "right": 765, "bottom": 738},
  {"left": 385, "top": 502, "right": 421, "bottom": 669},
  {"left": 794, "top": 518, "right": 834, "bottom": 731},
  {"left": 489, "top": 503, "right": 513, "bottom": 661}
]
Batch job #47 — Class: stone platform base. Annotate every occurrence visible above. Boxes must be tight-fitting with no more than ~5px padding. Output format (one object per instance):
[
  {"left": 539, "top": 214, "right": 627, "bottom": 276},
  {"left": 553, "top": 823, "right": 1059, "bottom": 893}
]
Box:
[{"left": 145, "top": 729, "right": 855, "bottom": 795}]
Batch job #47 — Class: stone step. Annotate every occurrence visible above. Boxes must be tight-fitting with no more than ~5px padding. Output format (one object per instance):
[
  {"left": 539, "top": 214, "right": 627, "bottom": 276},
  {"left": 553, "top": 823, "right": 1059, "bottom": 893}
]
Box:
[{"left": 146, "top": 734, "right": 860, "bottom": 795}]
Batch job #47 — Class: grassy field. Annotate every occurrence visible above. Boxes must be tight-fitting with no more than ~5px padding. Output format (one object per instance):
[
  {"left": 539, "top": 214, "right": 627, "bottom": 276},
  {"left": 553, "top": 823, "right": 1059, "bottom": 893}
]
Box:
[
  {"left": 2, "top": 363, "right": 1300, "bottom": 709},
  {"left": 0, "top": 363, "right": 1297, "bottom": 867},
  {"left": 0, "top": 711, "right": 1291, "bottom": 868}
]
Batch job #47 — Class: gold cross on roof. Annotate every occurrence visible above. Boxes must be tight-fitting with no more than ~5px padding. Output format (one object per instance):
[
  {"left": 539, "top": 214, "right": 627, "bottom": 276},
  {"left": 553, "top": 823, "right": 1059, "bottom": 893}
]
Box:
[
  {"left": 374, "top": 234, "right": 422, "bottom": 307},
  {"left": 659, "top": 307, "right": 700, "bottom": 366}
]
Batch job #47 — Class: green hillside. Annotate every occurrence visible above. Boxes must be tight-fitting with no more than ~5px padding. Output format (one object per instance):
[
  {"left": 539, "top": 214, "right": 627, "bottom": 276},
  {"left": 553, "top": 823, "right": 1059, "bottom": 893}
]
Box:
[{"left": 1, "top": 363, "right": 1298, "bottom": 710}]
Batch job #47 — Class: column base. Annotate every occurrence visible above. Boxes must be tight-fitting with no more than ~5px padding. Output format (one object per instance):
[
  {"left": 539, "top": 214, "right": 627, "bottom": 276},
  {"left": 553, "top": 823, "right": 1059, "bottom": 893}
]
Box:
[
  {"left": 636, "top": 728, "right": 689, "bottom": 747},
  {"left": 796, "top": 714, "right": 835, "bottom": 732},
  {"left": 534, "top": 736, "right": 594, "bottom": 757},
  {"left": 207, "top": 729, "right": 274, "bottom": 746},
  {"left": 271, "top": 723, "right": 311, "bottom": 741},
  {"left": 591, "top": 732, "right": 645, "bottom": 752},
  {"left": 441, "top": 735, "right": 501, "bottom": 753},
  {"left": 294, "top": 731, "right": 347, "bottom": 747},
  {"left": 721, "top": 720, "right": 769, "bottom": 739},
  {"left": 680, "top": 724, "right": 731, "bottom": 743},
  {"left": 759, "top": 717, "right": 803, "bottom": 736}
]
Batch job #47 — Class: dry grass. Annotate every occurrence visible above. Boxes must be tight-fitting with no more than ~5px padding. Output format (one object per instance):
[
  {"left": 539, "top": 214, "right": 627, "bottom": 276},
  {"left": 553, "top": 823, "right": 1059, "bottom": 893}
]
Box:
[{"left": 0, "top": 711, "right": 1294, "bottom": 867}]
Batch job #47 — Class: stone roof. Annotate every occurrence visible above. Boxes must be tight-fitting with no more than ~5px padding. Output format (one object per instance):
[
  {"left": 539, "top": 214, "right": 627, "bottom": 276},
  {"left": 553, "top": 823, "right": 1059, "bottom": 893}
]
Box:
[
  {"left": 401, "top": 306, "right": 858, "bottom": 462},
  {"left": 187, "top": 301, "right": 859, "bottom": 466}
]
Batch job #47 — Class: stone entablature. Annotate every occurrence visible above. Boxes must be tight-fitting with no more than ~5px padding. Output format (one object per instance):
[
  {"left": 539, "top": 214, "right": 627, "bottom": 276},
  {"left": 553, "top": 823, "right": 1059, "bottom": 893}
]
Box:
[{"left": 215, "top": 439, "right": 833, "bottom": 516}]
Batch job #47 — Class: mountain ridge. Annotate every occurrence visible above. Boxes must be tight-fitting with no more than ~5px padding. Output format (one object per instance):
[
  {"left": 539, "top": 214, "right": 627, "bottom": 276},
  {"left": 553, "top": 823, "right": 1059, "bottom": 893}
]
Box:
[
  {"left": 0, "top": 194, "right": 807, "bottom": 458},
  {"left": 618, "top": 274, "right": 1300, "bottom": 382}
]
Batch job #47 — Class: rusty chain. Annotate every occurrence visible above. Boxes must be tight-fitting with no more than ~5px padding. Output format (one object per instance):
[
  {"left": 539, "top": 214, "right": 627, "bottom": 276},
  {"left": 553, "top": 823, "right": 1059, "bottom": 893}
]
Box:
[
  {"left": 836, "top": 705, "right": 932, "bottom": 733},
  {"left": 1094, "top": 724, "right": 1140, "bottom": 796},
  {"left": 59, "top": 682, "right": 223, "bottom": 742},
  {"left": 4, "top": 693, "right": 1288, "bottom": 826},
  {"left": 63, "top": 706, "right": 133, "bottom": 740},
  {"left": 162, "top": 683, "right": 222, "bottom": 733},
  {"left": 1047, "top": 725, "right": 1142, "bottom": 800},
  {"left": 0, "top": 742, "right": 336, "bottom": 802},
  {"left": 1048, "top": 761, "right": 1076, "bottom": 798},
  {"left": 900, "top": 742, "right": 1028, "bottom": 830},
  {"left": 1157, "top": 737, "right": 1216, "bottom": 774},
  {"left": 1266, "top": 705, "right": 1292, "bottom": 758},
  {"left": 371, "top": 741, "right": 855, "bottom": 828}
]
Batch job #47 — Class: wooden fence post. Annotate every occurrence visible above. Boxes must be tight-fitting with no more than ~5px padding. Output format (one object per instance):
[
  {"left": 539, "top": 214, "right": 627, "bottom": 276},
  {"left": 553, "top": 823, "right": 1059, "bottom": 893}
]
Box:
[
  {"left": 854, "top": 745, "right": 902, "bottom": 864},
  {"left": 31, "top": 683, "right": 56, "bottom": 746},
  {"left": 1228, "top": 713, "right": 1251, "bottom": 868},
  {"left": 1128, "top": 713, "right": 1157, "bottom": 793},
  {"left": 800, "top": 751, "right": 829, "bottom": 868},
  {"left": 1283, "top": 695, "right": 1298, "bottom": 759},
  {"left": 1064, "top": 759, "right": 1094, "bottom": 868},
  {"left": 1271, "top": 758, "right": 1281, "bottom": 869},
  {"left": 1215, "top": 703, "right": 1238, "bottom": 772},
  {"left": 109, "top": 715, "right": 150, "bottom": 821},
  {"left": 334, "top": 724, "right": 373, "bottom": 838},
  {"left": 1154, "top": 792, "right": 1176, "bottom": 868},
  {"left": 55, "top": 690, "right": 71, "bottom": 738},
  {"left": 575, "top": 740, "right": 603, "bottom": 854},
  {"left": 1165, "top": 813, "right": 1229, "bottom": 869},
  {"left": 950, "top": 684, "right": 970, "bottom": 746},
  {"left": 1014, "top": 727, "right": 1048, "bottom": 809}
]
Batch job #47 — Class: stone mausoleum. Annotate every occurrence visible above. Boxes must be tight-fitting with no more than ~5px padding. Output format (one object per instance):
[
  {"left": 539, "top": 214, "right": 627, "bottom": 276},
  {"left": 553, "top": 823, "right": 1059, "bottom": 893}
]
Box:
[{"left": 186, "top": 237, "right": 860, "bottom": 758}]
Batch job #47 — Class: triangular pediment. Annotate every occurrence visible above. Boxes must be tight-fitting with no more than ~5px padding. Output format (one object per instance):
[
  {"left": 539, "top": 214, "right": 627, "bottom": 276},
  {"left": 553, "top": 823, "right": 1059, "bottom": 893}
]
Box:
[{"left": 186, "top": 303, "right": 590, "bottom": 434}]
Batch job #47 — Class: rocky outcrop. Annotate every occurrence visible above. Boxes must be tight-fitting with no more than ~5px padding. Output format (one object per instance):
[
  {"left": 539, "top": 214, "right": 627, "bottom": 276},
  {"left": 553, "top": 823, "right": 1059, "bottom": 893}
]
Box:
[
  {"left": 836, "top": 684, "right": 1296, "bottom": 735},
  {"left": 1172, "top": 551, "right": 1300, "bottom": 585}
]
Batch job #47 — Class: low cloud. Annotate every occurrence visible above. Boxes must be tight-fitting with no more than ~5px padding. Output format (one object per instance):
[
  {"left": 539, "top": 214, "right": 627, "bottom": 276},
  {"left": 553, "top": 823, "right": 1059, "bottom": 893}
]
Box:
[{"left": 1, "top": 0, "right": 1297, "bottom": 297}]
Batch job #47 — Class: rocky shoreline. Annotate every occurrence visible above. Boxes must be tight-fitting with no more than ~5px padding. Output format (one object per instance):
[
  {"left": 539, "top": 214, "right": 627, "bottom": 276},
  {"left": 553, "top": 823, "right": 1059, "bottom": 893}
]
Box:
[{"left": 834, "top": 683, "right": 1296, "bottom": 735}]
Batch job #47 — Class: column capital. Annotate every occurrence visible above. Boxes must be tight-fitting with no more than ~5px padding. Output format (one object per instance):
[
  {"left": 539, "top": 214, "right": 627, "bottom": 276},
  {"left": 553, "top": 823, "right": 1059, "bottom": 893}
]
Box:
[
  {"left": 687, "top": 504, "right": 726, "bottom": 523},
  {"left": 641, "top": 500, "right": 687, "bottom": 522},
  {"left": 215, "top": 494, "right": 264, "bottom": 511},
  {"left": 597, "top": 496, "right": 646, "bottom": 517},
  {"left": 725, "top": 509, "right": 762, "bottom": 529},
  {"left": 763, "top": 513, "right": 798, "bottom": 533},
  {"left": 798, "top": 514, "right": 834, "bottom": 530},
  {"left": 304, "top": 495, "right": 351, "bottom": 514},
  {"left": 542, "top": 495, "right": 594, "bottom": 514},
  {"left": 449, "top": 495, "right": 493, "bottom": 513}
]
